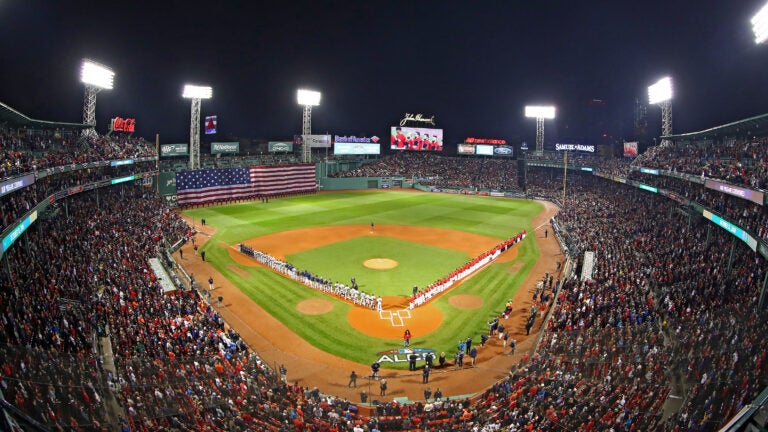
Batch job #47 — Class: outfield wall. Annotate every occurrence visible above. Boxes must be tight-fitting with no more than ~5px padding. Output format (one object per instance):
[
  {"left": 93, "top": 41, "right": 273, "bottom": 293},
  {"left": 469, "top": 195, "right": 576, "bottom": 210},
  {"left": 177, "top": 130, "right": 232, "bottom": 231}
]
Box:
[{"left": 319, "top": 176, "right": 413, "bottom": 190}]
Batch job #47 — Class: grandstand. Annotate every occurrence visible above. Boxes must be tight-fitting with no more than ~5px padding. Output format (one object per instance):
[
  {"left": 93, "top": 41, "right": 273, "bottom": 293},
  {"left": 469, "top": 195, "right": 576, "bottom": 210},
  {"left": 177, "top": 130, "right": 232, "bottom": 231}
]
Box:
[{"left": 1, "top": 89, "right": 767, "bottom": 432}]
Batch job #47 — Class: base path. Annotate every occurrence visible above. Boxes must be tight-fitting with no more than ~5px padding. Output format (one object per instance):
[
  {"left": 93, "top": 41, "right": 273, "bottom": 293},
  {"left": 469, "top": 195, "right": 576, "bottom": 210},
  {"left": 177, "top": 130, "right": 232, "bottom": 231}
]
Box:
[{"left": 177, "top": 199, "right": 563, "bottom": 404}]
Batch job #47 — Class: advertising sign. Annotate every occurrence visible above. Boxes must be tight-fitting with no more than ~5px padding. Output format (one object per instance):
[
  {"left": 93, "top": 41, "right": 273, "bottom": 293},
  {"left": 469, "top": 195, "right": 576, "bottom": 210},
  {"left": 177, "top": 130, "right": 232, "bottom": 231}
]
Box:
[
  {"left": 475, "top": 144, "right": 493, "bottom": 156},
  {"left": 555, "top": 143, "right": 595, "bottom": 152},
  {"left": 110, "top": 117, "right": 136, "bottom": 133},
  {"left": 335, "top": 135, "right": 380, "bottom": 144},
  {"left": 704, "top": 178, "right": 765, "bottom": 205},
  {"left": 390, "top": 127, "right": 443, "bottom": 151},
  {"left": 1, "top": 211, "right": 37, "bottom": 253},
  {"left": 465, "top": 137, "right": 506, "bottom": 145},
  {"left": 375, "top": 347, "right": 436, "bottom": 363},
  {"left": 638, "top": 184, "right": 658, "bottom": 193},
  {"left": 623, "top": 141, "right": 638, "bottom": 157},
  {"left": 211, "top": 142, "right": 239, "bottom": 154},
  {"left": 703, "top": 210, "right": 758, "bottom": 251},
  {"left": 162, "top": 194, "right": 178, "bottom": 208},
  {"left": 333, "top": 143, "right": 381, "bottom": 155},
  {"left": 158, "top": 172, "right": 177, "bottom": 195},
  {"left": 399, "top": 113, "right": 436, "bottom": 127},
  {"left": 305, "top": 134, "right": 332, "bottom": 148},
  {"left": 457, "top": 144, "right": 475, "bottom": 155},
  {"left": 269, "top": 141, "right": 294, "bottom": 152},
  {"left": 205, "top": 116, "right": 217, "bottom": 134},
  {"left": 0, "top": 173, "right": 35, "bottom": 198},
  {"left": 160, "top": 143, "right": 189, "bottom": 157},
  {"left": 493, "top": 146, "right": 513, "bottom": 156}
]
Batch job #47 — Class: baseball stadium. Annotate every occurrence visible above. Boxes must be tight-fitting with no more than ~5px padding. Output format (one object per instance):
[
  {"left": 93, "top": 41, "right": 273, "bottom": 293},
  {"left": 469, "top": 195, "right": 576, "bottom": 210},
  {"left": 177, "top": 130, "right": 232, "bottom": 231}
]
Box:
[{"left": 2, "top": 3, "right": 768, "bottom": 432}]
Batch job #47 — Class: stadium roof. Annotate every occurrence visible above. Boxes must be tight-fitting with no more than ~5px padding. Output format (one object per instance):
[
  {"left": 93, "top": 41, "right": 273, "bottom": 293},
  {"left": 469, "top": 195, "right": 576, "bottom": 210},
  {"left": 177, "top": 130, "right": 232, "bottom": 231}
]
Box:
[
  {"left": 0, "top": 101, "right": 89, "bottom": 130},
  {"left": 662, "top": 112, "right": 768, "bottom": 141}
]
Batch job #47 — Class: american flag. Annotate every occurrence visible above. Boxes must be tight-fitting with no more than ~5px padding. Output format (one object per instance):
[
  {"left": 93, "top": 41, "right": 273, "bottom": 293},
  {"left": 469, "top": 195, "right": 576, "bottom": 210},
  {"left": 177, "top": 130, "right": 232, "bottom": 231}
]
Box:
[
  {"left": 176, "top": 168, "right": 253, "bottom": 205},
  {"left": 250, "top": 164, "right": 316, "bottom": 196}
]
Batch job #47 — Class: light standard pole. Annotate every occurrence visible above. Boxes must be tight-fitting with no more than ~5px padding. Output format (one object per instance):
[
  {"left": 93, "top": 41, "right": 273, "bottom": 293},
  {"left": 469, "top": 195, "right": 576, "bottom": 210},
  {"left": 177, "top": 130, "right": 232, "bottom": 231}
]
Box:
[
  {"left": 297, "top": 89, "right": 321, "bottom": 163},
  {"left": 647, "top": 77, "right": 673, "bottom": 147},
  {"left": 183, "top": 85, "right": 213, "bottom": 170},
  {"left": 524, "top": 105, "right": 556, "bottom": 155},
  {"left": 80, "top": 59, "right": 115, "bottom": 138}
]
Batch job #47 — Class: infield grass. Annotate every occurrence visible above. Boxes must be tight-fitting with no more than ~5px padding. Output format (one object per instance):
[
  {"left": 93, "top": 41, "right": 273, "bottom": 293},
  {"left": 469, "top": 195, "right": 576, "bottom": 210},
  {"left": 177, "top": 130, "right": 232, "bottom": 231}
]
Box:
[
  {"left": 288, "top": 236, "right": 471, "bottom": 296},
  {"left": 184, "top": 191, "right": 543, "bottom": 368}
]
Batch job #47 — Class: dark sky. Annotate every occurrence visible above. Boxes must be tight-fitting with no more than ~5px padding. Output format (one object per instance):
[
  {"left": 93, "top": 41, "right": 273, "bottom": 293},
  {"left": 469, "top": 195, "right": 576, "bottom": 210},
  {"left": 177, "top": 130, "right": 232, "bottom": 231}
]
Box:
[{"left": 2, "top": 0, "right": 768, "bottom": 148}]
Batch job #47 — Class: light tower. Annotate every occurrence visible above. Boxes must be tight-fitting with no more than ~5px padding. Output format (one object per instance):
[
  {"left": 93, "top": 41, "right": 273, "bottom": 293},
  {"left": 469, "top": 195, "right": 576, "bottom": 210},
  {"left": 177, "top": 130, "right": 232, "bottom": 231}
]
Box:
[
  {"left": 524, "top": 105, "right": 556, "bottom": 154},
  {"left": 647, "top": 77, "right": 673, "bottom": 147},
  {"left": 182, "top": 84, "right": 213, "bottom": 170},
  {"left": 297, "top": 89, "right": 321, "bottom": 163},
  {"left": 80, "top": 59, "right": 115, "bottom": 138}
]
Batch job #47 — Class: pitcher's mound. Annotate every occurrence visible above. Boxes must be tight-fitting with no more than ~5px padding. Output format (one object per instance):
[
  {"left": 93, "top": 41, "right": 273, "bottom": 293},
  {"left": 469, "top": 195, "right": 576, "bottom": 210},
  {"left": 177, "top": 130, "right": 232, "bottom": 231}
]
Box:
[
  {"left": 296, "top": 299, "right": 334, "bottom": 315},
  {"left": 364, "top": 258, "right": 398, "bottom": 270}
]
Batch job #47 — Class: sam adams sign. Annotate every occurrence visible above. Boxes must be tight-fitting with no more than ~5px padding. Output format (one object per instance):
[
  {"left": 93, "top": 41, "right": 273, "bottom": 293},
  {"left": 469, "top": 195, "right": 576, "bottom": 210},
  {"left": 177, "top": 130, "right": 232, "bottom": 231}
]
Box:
[{"left": 555, "top": 143, "right": 595, "bottom": 152}]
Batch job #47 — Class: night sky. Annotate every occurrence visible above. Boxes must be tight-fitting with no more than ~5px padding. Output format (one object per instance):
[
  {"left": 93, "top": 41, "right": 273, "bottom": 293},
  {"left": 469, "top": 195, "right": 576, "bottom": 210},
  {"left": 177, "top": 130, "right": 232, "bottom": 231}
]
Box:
[{"left": 2, "top": 0, "right": 768, "bottom": 149}]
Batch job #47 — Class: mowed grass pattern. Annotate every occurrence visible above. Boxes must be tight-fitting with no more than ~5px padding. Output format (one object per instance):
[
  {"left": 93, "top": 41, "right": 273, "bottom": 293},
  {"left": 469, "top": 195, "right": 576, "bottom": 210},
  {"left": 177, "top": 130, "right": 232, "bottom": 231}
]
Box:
[{"left": 184, "top": 191, "right": 542, "bottom": 368}]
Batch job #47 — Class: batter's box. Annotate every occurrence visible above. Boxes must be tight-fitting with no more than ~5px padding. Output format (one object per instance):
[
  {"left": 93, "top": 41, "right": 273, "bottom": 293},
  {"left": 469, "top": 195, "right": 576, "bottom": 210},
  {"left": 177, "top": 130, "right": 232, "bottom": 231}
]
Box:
[{"left": 379, "top": 309, "right": 412, "bottom": 327}]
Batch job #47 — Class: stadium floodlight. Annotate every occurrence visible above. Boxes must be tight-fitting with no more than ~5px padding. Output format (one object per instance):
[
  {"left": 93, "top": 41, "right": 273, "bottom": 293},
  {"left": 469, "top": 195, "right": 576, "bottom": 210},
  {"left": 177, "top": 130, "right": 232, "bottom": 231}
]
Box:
[
  {"left": 80, "top": 59, "right": 115, "bottom": 137},
  {"left": 297, "top": 89, "right": 321, "bottom": 106},
  {"left": 182, "top": 84, "right": 213, "bottom": 170},
  {"left": 647, "top": 77, "right": 673, "bottom": 105},
  {"left": 183, "top": 85, "right": 213, "bottom": 100},
  {"left": 752, "top": 1, "right": 768, "bottom": 44},
  {"left": 524, "top": 105, "right": 556, "bottom": 119},
  {"left": 80, "top": 60, "right": 115, "bottom": 89},
  {"left": 297, "top": 88, "right": 322, "bottom": 163},
  {"left": 525, "top": 105, "right": 556, "bottom": 153}
]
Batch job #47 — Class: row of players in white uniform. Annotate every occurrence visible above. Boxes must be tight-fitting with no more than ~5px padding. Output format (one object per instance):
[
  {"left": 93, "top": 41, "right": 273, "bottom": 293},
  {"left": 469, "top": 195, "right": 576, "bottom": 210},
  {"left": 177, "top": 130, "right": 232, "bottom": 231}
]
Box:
[{"left": 239, "top": 244, "right": 382, "bottom": 310}]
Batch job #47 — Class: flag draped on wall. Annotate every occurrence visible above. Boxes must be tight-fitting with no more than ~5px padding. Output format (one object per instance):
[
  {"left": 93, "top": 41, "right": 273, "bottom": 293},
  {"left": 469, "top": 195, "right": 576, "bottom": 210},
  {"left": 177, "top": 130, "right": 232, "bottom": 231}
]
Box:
[
  {"left": 175, "top": 164, "right": 316, "bottom": 205},
  {"left": 250, "top": 164, "right": 316, "bottom": 196},
  {"left": 176, "top": 168, "right": 252, "bottom": 205}
]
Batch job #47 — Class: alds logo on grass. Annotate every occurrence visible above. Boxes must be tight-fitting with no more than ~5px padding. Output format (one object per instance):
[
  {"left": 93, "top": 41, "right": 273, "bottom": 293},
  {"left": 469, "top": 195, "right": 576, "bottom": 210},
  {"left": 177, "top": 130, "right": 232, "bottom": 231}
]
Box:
[{"left": 376, "top": 347, "right": 436, "bottom": 363}]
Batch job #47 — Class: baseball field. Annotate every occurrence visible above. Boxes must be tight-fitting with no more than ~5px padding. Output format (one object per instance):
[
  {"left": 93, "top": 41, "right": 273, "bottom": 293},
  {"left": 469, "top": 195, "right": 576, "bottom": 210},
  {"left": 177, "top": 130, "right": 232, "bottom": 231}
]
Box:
[{"left": 180, "top": 190, "right": 548, "bottom": 372}]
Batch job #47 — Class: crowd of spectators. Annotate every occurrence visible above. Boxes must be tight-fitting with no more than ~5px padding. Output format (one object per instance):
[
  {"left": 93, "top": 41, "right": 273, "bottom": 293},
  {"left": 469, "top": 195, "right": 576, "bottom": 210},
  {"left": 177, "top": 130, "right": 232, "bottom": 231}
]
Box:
[
  {"left": 0, "top": 161, "right": 156, "bottom": 232},
  {"left": 0, "top": 130, "right": 156, "bottom": 179},
  {"left": 1, "top": 180, "right": 375, "bottom": 431},
  {"left": 331, "top": 152, "right": 520, "bottom": 191},
  {"left": 2, "top": 135, "right": 768, "bottom": 431},
  {"left": 501, "top": 170, "right": 765, "bottom": 431},
  {"left": 0, "top": 187, "right": 191, "bottom": 430},
  {"left": 634, "top": 136, "right": 768, "bottom": 189},
  {"left": 628, "top": 171, "right": 768, "bottom": 242}
]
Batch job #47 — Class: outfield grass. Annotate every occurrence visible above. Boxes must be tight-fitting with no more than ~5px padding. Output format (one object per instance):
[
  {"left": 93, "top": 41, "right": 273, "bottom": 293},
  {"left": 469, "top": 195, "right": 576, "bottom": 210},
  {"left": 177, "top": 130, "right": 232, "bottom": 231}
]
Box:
[{"left": 183, "top": 191, "right": 542, "bottom": 368}]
